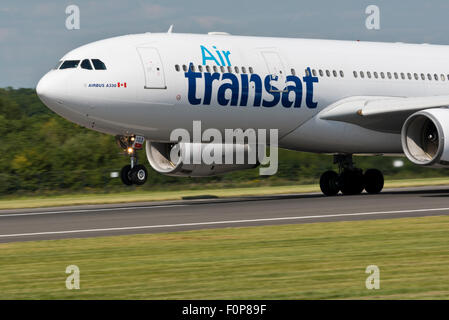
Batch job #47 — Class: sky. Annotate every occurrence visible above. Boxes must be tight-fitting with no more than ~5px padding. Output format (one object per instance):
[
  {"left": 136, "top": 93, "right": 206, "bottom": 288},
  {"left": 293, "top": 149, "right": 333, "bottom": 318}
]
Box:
[{"left": 2, "top": 0, "right": 449, "bottom": 88}]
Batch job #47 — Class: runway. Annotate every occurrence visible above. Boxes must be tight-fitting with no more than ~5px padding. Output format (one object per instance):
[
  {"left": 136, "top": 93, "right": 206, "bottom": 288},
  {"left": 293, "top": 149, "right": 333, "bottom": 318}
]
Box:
[{"left": 1, "top": 185, "right": 449, "bottom": 243}]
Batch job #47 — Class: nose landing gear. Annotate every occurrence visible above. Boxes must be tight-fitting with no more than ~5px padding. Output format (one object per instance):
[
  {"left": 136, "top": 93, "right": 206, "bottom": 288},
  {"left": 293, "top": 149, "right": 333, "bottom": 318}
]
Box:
[
  {"left": 319, "top": 154, "right": 384, "bottom": 196},
  {"left": 116, "top": 135, "right": 148, "bottom": 186}
]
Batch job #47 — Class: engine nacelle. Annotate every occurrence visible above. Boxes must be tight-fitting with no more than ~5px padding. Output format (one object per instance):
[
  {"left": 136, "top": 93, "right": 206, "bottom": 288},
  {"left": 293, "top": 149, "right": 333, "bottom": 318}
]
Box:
[
  {"left": 401, "top": 108, "right": 449, "bottom": 167},
  {"left": 145, "top": 141, "right": 260, "bottom": 177}
]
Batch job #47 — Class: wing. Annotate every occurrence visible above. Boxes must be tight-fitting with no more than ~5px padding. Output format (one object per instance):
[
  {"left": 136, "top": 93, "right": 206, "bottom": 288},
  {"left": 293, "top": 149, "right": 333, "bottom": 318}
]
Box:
[{"left": 319, "top": 95, "right": 449, "bottom": 133}]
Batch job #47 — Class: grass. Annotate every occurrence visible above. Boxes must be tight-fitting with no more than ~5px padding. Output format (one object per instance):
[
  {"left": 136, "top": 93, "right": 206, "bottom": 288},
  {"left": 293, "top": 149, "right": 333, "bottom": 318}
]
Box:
[
  {"left": 0, "top": 177, "right": 449, "bottom": 210},
  {"left": 0, "top": 215, "right": 448, "bottom": 299}
]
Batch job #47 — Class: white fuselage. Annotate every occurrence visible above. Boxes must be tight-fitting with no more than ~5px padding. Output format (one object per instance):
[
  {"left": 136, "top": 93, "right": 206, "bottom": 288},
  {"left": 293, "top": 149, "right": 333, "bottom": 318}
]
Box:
[{"left": 36, "top": 32, "right": 449, "bottom": 154}]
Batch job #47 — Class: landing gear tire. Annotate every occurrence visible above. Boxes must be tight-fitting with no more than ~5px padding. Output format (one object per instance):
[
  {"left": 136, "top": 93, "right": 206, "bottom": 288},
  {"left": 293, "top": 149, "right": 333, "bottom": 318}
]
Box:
[
  {"left": 131, "top": 164, "right": 148, "bottom": 186},
  {"left": 320, "top": 170, "right": 340, "bottom": 196},
  {"left": 120, "top": 165, "right": 133, "bottom": 186},
  {"left": 117, "top": 135, "right": 148, "bottom": 186},
  {"left": 363, "top": 168, "right": 384, "bottom": 194},
  {"left": 339, "top": 170, "right": 364, "bottom": 195}
]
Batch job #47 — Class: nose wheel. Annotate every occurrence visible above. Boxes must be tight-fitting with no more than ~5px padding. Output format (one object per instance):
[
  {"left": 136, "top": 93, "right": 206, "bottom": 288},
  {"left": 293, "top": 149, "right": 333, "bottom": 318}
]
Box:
[
  {"left": 117, "top": 135, "right": 148, "bottom": 186},
  {"left": 319, "top": 154, "right": 384, "bottom": 196},
  {"left": 120, "top": 164, "right": 148, "bottom": 186}
]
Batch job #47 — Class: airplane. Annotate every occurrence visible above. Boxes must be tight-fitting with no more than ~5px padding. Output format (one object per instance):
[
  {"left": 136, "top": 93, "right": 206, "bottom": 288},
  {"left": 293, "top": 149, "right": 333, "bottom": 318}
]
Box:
[{"left": 36, "top": 29, "right": 449, "bottom": 196}]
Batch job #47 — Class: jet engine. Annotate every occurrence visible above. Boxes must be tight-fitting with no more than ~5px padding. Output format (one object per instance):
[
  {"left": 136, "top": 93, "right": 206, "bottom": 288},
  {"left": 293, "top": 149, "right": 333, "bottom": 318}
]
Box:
[
  {"left": 401, "top": 108, "right": 449, "bottom": 167},
  {"left": 145, "top": 141, "right": 260, "bottom": 177}
]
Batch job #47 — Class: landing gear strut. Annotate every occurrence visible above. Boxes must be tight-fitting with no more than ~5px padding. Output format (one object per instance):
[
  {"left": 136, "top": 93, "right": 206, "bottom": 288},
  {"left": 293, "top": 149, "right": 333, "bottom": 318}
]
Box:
[
  {"left": 319, "top": 154, "right": 384, "bottom": 196},
  {"left": 116, "top": 135, "right": 148, "bottom": 186}
]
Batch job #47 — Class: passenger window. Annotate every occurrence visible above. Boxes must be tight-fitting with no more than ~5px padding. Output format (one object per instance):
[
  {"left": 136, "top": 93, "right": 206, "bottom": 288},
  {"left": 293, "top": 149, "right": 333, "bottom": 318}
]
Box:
[
  {"left": 441, "top": 74, "right": 445, "bottom": 81},
  {"left": 332, "top": 70, "right": 337, "bottom": 77},
  {"left": 291, "top": 68, "right": 296, "bottom": 76},
  {"left": 394, "top": 72, "right": 398, "bottom": 79},
  {"left": 175, "top": 64, "right": 180, "bottom": 72},
  {"left": 219, "top": 66, "right": 224, "bottom": 73},
  {"left": 353, "top": 71, "right": 357, "bottom": 78},
  {"left": 249, "top": 67, "right": 254, "bottom": 74},
  {"left": 380, "top": 72, "right": 385, "bottom": 79},
  {"left": 373, "top": 72, "right": 378, "bottom": 79},
  {"left": 241, "top": 66, "right": 246, "bottom": 74},
  {"left": 421, "top": 73, "right": 425, "bottom": 80},
  {"left": 213, "top": 66, "right": 218, "bottom": 73},
  {"left": 182, "top": 65, "right": 187, "bottom": 72},
  {"left": 414, "top": 73, "right": 418, "bottom": 80},
  {"left": 206, "top": 65, "right": 211, "bottom": 73},
  {"left": 407, "top": 73, "right": 412, "bottom": 80},
  {"left": 190, "top": 64, "right": 195, "bottom": 72},
  {"left": 367, "top": 71, "right": 371, "bottom": 78},
  {"left": 360, "top": 71, "right": 364, "bottom": 78},
  {"left": 387, "top": 72, "right": 392, "bottom": 79},
  {"left": 401, "top": 73, "right": 405, "bottom": 79},
  {"left": 326, "top": 70, "right": 330, "bottom": 77},
  {"left": 91, "top": 59, "right": 107, "bottom": 70},
  {"left": 312, "top": 69, "right": 317, "bottom": 77},
  {"left": 234, "top": 66, "right": 239, "bottom": 73},
  {"left": 227, "top": 66, "right": 232, "bottom": 73},
  {"left": 427, "top": 73, "right": 432, "bottom": 80},
  {"left": 59, "top": 60, "right": 80, "bottom": 69},
  {"left": 340, "top": 70, "right": 344, "bottom": 77},
  {"left": 319, "top": 69, "right": 323, "bottom": 77},
  {"left": 434, "top": 74, "right": 438, "bottom": 81},
  {"left": 198, "top": 65, "right": 203, "bottom": 72}
]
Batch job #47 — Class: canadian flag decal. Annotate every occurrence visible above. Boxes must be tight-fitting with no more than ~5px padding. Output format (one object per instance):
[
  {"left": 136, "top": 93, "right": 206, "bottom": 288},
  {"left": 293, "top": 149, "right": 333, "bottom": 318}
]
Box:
[{"left": 117, "top": 82, "right": 127, "bottom": 88}]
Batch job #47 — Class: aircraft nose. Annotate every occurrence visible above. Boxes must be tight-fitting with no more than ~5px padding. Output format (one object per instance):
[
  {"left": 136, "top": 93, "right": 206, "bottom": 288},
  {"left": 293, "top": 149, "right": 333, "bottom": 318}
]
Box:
[
  {"left": 36, "top": 75, "right": 49, "bottom": 99},
  {"left": 36, "top": 71, "right": 67, "bottom": 106}
]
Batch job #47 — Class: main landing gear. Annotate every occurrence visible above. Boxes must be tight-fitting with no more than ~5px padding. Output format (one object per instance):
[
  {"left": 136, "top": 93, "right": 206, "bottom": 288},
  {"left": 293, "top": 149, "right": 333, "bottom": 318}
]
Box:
[
  {"left": 116, "top": 135, "right": 148, "bottom": 186},
  {"left": 319, "top": 154, "right": 384, "bottom": 196}
]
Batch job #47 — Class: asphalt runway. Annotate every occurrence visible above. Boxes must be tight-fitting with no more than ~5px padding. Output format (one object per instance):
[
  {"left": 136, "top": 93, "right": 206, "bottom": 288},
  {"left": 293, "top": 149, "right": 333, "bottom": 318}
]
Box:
[{"left": 1, "top": 185, "right": 449, "bottom": 243}]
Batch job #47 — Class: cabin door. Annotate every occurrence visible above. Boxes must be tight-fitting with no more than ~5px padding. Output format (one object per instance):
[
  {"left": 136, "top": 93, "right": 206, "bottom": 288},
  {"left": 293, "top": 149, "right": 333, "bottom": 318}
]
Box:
[{"left": 137, "top": 47, "right": 166, "bottom": 89}]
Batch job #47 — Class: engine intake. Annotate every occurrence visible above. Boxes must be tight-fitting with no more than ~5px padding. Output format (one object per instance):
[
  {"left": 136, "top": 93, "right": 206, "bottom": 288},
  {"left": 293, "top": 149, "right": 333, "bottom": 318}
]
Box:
[{"left": 401, "top": 108, "right": 449, "bottom": 166}]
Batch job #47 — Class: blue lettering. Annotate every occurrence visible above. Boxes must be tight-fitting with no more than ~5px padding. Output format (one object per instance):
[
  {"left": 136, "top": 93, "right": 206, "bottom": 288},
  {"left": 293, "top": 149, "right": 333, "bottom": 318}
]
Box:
[
  {"left": 204, "top": 72, "right": 220, "bottom": 105},
  {"left": 213, "top": 46, "right": 226, "bottom": 66},
  {"left": 303, "top": 67, "right": 318, "bottom": 108},
  {"left": 240, "top": 74, "right": 249, "bottom": 106},
  {"left": 282, "top": 75, "right": 302, "bottom": 108},
  {"left": 185, "top": 63, "right": 202, "bottom": 105},
  {"left": 223, "top": 51, "right": 231, "bottom": 66},
  {"left": 217, "top": 73, "right": 239, "bottom": 106},
  {"left": 262, "top": 75, "right": 280, "bottom": 107},
  {"left": 201, "top": 45, "right": 220, "bottom": 65},
  {"left": 249, "top": 74, "right": 262, "bottom": 107},
  {"left": 184, "top": 66, "right": 318, "bottom": 108}
]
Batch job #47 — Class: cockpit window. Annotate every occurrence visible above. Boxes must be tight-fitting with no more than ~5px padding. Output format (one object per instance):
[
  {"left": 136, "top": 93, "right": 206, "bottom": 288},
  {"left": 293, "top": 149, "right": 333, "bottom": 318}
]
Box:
[
  {"left": 59, "top": 60, "right": 80, "bottom": 69},
  {"left": 91, "top": 59, "right": 107, "bottom": 70},
  {"left": 81, "top": 59, "right": 93, "bottom": 70}
]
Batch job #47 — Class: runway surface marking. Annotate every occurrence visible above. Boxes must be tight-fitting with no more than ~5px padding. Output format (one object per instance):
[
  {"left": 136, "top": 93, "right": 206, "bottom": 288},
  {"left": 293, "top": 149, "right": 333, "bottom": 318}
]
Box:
[
  {"left": 0, "top": 206, "right": 448, "bottom": 239},
  {"left": 0, "top": 204, "right": 187, "bottom": 218}
]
